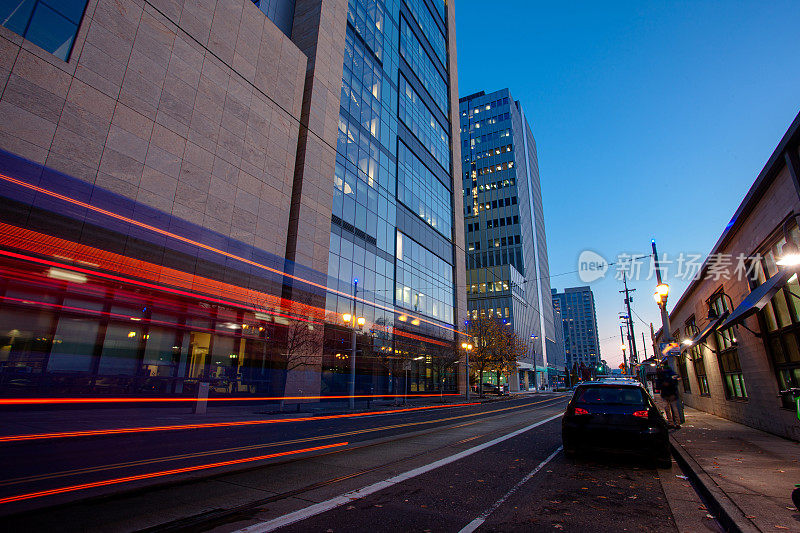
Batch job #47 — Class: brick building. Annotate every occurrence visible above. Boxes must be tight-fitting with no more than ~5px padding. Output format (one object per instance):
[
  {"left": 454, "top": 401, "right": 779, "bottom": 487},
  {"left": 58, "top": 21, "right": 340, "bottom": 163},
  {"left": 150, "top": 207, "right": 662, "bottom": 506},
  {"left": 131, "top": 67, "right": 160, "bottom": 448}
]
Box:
[
  {"left": 0, "top": 0, "right": 466, "bottom": 400},
  {"left": 655, "top": 110, "right": 800, "bottom": 440}
]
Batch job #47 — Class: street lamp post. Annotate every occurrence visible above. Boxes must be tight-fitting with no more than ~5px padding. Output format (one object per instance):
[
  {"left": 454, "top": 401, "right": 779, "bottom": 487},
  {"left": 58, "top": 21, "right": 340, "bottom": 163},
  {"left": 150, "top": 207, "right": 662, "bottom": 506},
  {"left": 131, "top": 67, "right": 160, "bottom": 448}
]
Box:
[
  {"left": 343, "top": 279, "right": 365, "bottom": 410},
  {"left": 651, "top": 240, "right": 672, "bottom": 345},
  {"left": 461, "top": 341, "right": 473, "bottom": 401}
]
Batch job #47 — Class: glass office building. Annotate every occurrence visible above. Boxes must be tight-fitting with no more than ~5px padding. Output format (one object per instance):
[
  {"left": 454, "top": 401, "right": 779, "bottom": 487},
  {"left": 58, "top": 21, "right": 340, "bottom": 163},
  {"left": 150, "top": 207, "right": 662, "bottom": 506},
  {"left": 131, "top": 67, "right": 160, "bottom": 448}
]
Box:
[
  {"left": 0, "top": 0, "right": 464, "bottom": 399},
  {"left": 326, "top": 0, "right": 462, "bottom": 395},
  {"left": 459, "top": 89, "right": 560, "bottom": 390},
  {"left": 552, "top": 286, "right": 602, "bottom": 369}
]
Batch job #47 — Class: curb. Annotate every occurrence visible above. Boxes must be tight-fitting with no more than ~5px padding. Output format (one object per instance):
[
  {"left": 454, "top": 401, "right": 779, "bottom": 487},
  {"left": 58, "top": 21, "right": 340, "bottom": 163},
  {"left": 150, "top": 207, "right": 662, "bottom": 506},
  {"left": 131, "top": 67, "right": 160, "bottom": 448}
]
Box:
[{"left": 669, "top": 435, "right": 759, "bottom": 533}]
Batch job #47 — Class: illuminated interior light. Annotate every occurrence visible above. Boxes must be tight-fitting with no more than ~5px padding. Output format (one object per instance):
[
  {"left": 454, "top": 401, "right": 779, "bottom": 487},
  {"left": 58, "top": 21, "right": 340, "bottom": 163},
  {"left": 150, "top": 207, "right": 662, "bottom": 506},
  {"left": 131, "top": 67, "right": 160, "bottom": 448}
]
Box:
[
  {"left": 127, "top": 332, "right": 136, "bottom": 338},
  {"left": 47, "top": 268, "right": 87, "bottom": 284}
]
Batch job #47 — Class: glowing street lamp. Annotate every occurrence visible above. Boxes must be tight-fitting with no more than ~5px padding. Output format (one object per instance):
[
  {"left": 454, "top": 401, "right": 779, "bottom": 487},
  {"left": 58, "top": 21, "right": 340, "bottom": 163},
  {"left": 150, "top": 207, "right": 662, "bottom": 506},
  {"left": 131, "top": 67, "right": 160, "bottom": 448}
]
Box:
[
  {"left": 654, "top": 283, "right": 670, "bottom": 307},
  {"left": 344, "top": 279, "right": 366, "bottom": 410},
  {"left": 461, "top": 341, "right": 473, "bottom": 400}
]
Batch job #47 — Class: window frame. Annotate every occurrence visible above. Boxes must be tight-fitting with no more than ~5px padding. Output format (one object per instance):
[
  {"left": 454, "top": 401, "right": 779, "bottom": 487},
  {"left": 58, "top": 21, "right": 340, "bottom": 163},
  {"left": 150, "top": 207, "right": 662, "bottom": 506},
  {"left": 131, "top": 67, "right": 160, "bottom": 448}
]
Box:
[
  {"left": 708, "top": 290, "right": 748, "bottom": 400},
  {"left": 684, "top": 318, "right": 710, "bottom": 396},
  {"left": 752, "top": 222, "right": 800, "bottom": 409},
  {"left": 1, "top": 0, "right": 88, "bottom": 62}
]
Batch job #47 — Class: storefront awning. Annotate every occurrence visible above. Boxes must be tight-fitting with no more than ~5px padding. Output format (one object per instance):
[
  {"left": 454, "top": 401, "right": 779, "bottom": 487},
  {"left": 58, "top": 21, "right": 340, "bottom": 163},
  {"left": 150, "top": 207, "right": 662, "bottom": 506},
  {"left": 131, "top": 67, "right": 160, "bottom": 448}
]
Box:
[
  {"left": 517, "top": 362, "right": 533, "bottom": 370},
  {"left": 684, "top": 311, "right": 729, "bottom": 350},
  {"left": 720, "top": 270, "right": 794, "bottom": 329}
]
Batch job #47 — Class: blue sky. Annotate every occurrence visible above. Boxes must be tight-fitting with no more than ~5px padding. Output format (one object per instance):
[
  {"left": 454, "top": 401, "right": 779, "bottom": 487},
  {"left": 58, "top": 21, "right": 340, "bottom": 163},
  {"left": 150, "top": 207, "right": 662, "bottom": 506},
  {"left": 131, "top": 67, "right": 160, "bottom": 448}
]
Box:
[{"left": 455, "top": 0, "right": 800, "bottom": 367}]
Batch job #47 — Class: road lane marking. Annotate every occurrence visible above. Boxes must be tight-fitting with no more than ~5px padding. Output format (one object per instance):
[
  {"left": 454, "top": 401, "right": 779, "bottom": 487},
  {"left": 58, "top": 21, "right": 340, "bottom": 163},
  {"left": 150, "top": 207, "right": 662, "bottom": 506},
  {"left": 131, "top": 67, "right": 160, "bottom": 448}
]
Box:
[
  {"left": 233, "top": 413, "right": 564, "bottom": 533},
  {"left": 457, "top": 446, "right": 563, "bottom": 533},
  {"left": 0, "top": 396, "right": 567, "bottom": 488}
]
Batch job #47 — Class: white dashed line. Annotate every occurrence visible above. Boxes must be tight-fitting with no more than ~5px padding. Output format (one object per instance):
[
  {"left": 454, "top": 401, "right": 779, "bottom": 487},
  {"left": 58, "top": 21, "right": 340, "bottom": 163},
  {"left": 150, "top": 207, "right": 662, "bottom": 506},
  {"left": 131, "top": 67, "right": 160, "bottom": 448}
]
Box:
[
  {"left": 458, "top": 445, "right": 563, "bottom": 533},
  {"left": 233, "top": 413, "right": 563, "bottom": 533}
]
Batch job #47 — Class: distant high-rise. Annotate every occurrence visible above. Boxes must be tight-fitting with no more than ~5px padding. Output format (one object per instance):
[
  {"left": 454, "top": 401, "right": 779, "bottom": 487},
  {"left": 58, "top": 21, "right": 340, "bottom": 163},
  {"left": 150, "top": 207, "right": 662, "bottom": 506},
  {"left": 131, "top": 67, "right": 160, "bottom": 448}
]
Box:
[
  {"left": 459, "top": 89, "right": 559, "bottom": 390},
  {"left": 552, "top": 287, "right": 601, "bottom": 368}
]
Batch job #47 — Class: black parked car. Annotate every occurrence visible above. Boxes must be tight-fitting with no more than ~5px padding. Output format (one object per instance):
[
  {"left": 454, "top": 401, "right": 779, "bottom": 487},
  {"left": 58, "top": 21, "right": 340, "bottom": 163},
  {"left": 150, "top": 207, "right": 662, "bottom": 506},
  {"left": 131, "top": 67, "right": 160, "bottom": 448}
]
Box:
[{"left": 562, "top": 380, "right": 671, "bottom": 467}]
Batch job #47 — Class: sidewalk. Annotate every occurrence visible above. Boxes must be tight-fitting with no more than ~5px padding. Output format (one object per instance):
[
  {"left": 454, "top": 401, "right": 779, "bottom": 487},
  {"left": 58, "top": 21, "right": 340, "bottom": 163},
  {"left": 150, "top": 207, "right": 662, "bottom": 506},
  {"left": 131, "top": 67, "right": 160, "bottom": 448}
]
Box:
[{"left": 670, "top": 407, "right": 800, "bottom": 533}]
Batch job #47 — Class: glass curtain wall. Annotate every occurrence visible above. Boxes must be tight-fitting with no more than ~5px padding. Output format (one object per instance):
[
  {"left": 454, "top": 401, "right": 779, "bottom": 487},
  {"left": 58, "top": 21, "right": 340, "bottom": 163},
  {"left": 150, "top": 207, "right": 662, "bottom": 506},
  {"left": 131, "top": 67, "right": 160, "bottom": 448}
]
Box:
[{"left": 326, "top": 0, "right": 456, "bottom": 395}]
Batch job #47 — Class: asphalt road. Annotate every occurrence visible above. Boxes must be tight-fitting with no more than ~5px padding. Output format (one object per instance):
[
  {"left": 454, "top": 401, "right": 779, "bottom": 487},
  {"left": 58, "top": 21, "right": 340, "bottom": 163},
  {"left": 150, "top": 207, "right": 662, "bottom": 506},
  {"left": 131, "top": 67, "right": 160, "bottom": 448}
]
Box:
[
  {"left": 260, "top": 419, "right": 676, "bottom": 533},
  {"left": 0, "top": 395, "right": 567, "bottom": 516},
  {"left": 0, "top": 394, "right": 696, "bottom": 532}
]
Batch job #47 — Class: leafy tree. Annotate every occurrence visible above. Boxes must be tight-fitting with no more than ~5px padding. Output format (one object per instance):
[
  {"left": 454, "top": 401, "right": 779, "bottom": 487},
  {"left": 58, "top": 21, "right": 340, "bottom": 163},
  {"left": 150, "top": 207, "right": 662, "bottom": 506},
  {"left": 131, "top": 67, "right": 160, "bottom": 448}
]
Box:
[{"left": 467, "top": 315, "right": 526, "bottom": 396}]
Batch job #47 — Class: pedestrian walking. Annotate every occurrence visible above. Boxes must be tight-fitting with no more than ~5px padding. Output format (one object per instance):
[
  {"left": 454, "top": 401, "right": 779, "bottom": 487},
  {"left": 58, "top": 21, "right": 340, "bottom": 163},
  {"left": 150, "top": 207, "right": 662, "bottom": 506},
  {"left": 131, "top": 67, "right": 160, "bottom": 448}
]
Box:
[{"left": 657, "top": 362, "right": 681, "bottom": 428}]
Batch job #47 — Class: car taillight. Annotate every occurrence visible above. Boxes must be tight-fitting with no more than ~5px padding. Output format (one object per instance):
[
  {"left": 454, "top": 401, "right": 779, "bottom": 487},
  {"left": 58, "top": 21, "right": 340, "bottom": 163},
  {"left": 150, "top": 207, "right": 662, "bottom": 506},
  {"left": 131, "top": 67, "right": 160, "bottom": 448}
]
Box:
[
  {"left": 633, "top": 410, "right": 649, "bottom": 418},
  {"left": 573, "top": 407, "right": 589, "bottom": 415}
]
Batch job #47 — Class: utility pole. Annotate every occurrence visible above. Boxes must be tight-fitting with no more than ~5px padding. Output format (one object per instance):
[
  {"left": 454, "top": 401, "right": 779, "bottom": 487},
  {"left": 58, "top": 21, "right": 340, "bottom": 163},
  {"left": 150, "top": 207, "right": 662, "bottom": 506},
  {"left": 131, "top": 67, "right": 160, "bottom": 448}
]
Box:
[
  {"left": 620, "top": 273, "right": 638, "bottom": 364},
  {"left": 650, "top": 322, "right": 657, "bottom": 359},
  {"left": 641, "top": 331, "right": 648, "bottom": 359},
  {"left": 619, "top": 325, "right": 628, "bottom": 374}
]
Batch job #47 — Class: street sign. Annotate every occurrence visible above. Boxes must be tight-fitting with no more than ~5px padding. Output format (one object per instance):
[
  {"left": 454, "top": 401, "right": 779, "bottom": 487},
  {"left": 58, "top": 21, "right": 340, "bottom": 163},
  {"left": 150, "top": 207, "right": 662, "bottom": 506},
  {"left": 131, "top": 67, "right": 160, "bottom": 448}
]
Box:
[{"left": 659, "top": 342, "right": 679, "bottom": 357}]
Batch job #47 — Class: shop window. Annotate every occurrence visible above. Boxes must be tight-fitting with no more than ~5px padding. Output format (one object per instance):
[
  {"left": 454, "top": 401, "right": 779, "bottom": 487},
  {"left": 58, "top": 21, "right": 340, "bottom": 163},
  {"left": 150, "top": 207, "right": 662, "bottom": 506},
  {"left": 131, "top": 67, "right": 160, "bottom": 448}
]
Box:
[
  {"left": 685, "top": 318, "right": 709, "bottom": 395},
  {"left": 48, "top": 316, "right": 98, "bottom": 373},
  {"left": 709, "top": 292, "right": 747, "bottom": 400},
  {"left": 0, "top": 1, "right": 88, "bottom": 61},
  {"left": 0, "top": 307, "right": 54, "bottom": 377},
  {"left": 754, "top": 223, "right": 800, "bottom": 408},
  {"left": 97, "top": 323, "right": 142, "bottom": 376}
]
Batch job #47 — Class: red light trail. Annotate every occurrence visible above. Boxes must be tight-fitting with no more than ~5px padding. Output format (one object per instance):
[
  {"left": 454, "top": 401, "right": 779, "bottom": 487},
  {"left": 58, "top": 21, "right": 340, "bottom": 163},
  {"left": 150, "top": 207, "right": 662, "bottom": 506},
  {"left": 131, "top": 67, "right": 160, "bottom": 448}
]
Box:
[
  {"left": 0, "top": 442, "right": 349, "bottom": 505},
  {"left": 0, "top": 403, "right": 479, "bottom": 443},
  {"left": 0, "top": 173, "right": 464, "bottom": 336},
  {"left": 0, "top": 224, "right": 451, "bottom": 346},
  {"left": 0, "top": 394, "right": 460, "bottom": 406}
]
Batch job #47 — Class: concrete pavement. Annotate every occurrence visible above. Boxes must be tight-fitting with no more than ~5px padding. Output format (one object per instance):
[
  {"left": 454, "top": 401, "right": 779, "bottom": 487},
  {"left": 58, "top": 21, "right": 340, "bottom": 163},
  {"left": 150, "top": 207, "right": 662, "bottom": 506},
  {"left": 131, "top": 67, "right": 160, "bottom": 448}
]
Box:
[{"left": 670, "top": 407, "right": 800, "bottom": 533}]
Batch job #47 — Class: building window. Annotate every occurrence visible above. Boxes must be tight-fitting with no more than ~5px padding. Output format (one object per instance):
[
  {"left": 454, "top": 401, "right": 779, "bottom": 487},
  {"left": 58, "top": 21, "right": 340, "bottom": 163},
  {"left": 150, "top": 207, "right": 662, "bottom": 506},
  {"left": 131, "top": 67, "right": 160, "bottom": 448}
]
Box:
[
  {"left": 709, "top": 292, "right": 747, "bottom": 400},
  {"left": 1, "top": 1, "right": 87, "bottom": 61},
  {"left": 754, "top": 224, "right": 800, "bottom": 409},
  {"left": 685, "top": 318, "right": 710, "bottom": 395}
]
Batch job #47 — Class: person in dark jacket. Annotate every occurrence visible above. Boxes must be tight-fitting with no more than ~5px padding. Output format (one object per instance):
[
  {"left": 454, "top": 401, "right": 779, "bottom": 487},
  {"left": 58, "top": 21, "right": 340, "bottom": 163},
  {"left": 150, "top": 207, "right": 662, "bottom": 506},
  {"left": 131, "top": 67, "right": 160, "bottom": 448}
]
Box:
[{"left": 657, "top": 362, "right": 681, "bottom": 428}]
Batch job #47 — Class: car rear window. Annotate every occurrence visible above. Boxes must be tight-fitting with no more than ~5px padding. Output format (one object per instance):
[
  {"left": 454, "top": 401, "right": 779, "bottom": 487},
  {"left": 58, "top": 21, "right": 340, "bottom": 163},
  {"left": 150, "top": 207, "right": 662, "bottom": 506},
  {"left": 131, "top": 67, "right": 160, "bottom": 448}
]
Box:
[{"left": 574, "top": 386, "right": 646, "bottom": 406}]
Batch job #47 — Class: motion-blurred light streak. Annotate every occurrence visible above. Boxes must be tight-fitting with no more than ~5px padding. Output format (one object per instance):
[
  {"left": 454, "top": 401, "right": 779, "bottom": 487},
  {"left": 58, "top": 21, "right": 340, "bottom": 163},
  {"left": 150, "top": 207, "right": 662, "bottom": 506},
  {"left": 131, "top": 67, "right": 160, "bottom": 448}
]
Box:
[
  {"left": 0, "top": 173, "right": 462, "bottom": 335},
  {"left": 0, "top": 403, "right": 479, "bottom": 443},
  {"left": 0, "top": 394, "right": 461, "bottom": 405},
  {"left": 0, "top": 442, "right": 349, "bottom": 505}
]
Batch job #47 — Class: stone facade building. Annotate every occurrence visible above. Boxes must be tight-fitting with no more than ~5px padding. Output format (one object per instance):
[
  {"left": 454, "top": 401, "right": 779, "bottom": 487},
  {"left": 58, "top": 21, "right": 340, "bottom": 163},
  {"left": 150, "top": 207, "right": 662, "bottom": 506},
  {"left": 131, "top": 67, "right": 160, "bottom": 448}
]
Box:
[
  {"left": 0, "top": 0, "right": 466, "bottom": 400},
  {"left": 655, "top": 111, "right": 800, "bottom": 441}
]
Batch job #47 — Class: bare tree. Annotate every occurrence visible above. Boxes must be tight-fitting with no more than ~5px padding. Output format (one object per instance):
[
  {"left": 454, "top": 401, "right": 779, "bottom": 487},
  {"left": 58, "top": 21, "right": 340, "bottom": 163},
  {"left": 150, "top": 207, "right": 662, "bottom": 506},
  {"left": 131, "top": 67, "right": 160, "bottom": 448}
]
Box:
[{"left": 252, "top": 293, "right": 324, "bottom": 411}]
